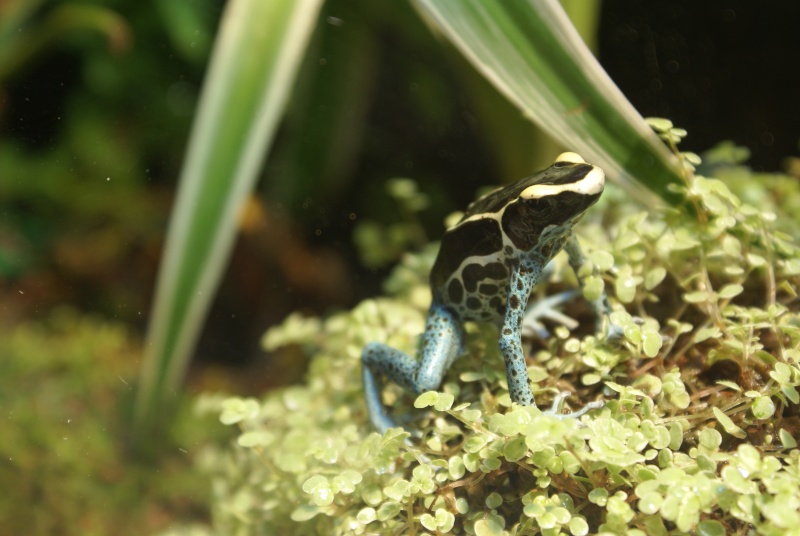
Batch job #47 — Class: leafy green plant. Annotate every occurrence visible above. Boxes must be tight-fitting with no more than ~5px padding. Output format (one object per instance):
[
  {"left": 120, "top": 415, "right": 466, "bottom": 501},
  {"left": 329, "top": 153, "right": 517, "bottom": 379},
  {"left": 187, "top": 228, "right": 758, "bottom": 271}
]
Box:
[{"left": 183, "top": 135, "right": 800, "bottom": 534}]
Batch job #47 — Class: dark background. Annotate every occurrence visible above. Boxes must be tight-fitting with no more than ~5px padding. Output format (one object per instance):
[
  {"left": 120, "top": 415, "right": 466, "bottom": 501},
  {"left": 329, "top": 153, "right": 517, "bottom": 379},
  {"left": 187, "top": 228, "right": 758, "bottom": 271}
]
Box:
[{"left": 600, "top": 1, "right": 799, "bottom": 172}]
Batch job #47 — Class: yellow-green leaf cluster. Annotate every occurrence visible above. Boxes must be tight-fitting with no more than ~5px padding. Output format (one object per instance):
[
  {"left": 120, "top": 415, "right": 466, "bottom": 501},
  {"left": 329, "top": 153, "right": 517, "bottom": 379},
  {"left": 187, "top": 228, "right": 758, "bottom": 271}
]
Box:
[{"left": 183, "top": 138, "right": 800, "bottom": 536}]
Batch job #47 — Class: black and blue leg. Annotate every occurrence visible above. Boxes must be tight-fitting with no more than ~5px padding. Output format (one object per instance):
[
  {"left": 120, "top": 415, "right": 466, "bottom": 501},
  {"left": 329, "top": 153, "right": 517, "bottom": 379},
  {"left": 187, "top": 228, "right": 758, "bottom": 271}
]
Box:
[
  {"left": 501, "top": 258, "right": 603, "bottom": 418},
  {"left": 362, "top": 303, "right": 466, "bottom": 434}
]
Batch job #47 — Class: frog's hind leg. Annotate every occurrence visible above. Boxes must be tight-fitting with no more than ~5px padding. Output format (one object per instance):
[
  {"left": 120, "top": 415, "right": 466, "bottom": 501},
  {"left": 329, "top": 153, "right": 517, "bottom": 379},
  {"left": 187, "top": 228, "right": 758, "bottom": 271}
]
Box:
[{"left": 362, "top": 303, "right": 465, "bottom": 434}]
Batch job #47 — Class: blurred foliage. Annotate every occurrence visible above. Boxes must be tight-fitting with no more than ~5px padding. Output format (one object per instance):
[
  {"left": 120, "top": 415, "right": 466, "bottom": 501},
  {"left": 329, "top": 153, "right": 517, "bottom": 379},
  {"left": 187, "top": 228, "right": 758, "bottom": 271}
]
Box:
[
  {"left": 182, "top": 134, "right": 800, "bottom": 534},
  {"left": 0, "top": 0, "right": 219, "bottom": 320},
  {"left": 0, "top": 307, "right": 229, "bottom": 535},
  {"left": 352, "top": 177, "right": 430, "bottom": 268}
]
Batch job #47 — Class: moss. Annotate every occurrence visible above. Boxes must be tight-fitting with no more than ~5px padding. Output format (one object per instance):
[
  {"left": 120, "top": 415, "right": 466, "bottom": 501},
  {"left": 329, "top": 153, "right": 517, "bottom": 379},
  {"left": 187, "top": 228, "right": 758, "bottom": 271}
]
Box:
[
  {"left": 189, "top": 138, "right": 800, "bottom": 535},
  {"left": 0, "top": 309, "right": 216, "bottom": 535}
]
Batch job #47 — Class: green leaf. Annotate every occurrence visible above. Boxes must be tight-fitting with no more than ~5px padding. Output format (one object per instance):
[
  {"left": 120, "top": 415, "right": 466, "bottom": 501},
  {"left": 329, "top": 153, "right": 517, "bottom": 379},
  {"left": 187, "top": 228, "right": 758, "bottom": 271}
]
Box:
[
  {"left": 237, "top": 431, "right": 272, "bottom": 448},
  {"left": 716, "top": 380, "right": 741, "bottom": 392},
  {"left": 414, "top": 391, "right": 440, "bottom": 408},
  {"left": 684, "top": 290, "right": 713, "bottom": 304},
  {"left": 376, "top": 501, "right": 402, "bottom": 521},
  {"left": 694, "top": 326, "right": 721, "bottom": 343},
  {"left": 503, "top": 436, "right": 528, "bottom": 462},
  {"left": 642, "top": 329, "right": 662, "bottom": 358},
  {"left": 412, "top": 0, "right": 684, "bottom": 205},
  {"left": 645, "top": 117, "right": 673, "bottom": 133},
  {"left": 135, "top": 0, "right": 324, "bottom": 439},
  {"left": 568, "top": 516, "right": 589, "bottom": 536},
  {"left": 588, "top": 487, "right": 608, "bottom": 506},
  {"left": 357, "top": 507, "right": 376, "bottom": 524},
  {"left": 589, "top": 250, "right": 615, "bottom": 271},
  {"left": 290, "top": 504, "right": 320, "bottom": 522},
  {"left": 474, "top": 514, "right": 506, "bottom": 536},
  {"left": 219, "top": 397, "right": 260, "bottom": 425},
  {"left": 303, "top": 475, "right": 334, "bottom": 506},
  {"left": 583, "top": 275, "right": 604, "bottom": 302},
  {"left": 485, "top": 492, "right": 503, "bottom": 509},
  {"left": 333, "top": 470, "right": 363, "bottom": 494},
  {"left": 718, "top": 284, "right": 744, "bottom": 299},
  {"left": 638, "top": 491, "right": 663, "bottom": 515},
  {"left": 770, "top": 362, "right": 792, "bottom": 383},
  {"left": 420, "top": 513, "right": 437, "bottom": 531},
  {"left": 435, "top": 393, "right": 455, "bottom": 411},
  {"left": 644, "top": 267, "right": 667, "bottom": 290},
  {"left": 698, "top": 428, "right": 722, "bottom": 451},
  {"left": 384, "top": 479, "right": 410, "bottom": 501},
  {"left": 779, "top": 428, "right": 797, "bottom": 449},
  {"left": 435, "top": 508, "right": 456, "bottom": 532},
  {"left": 712, "top": 407, "right": 746, "bottom": 439},
  {"left": 751, "top": 396, "right": 775, "bottom": 420},
  {"left": 615, "top": 266, "right": 638, "bottom": 304}
]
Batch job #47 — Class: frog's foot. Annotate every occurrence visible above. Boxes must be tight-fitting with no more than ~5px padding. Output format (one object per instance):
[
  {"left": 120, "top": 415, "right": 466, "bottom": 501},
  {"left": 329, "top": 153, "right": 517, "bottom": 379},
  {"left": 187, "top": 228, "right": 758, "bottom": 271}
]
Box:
[
  {"left": 542, "top": 391, "right": 604, "bottom": 420},
  {"left": 362, "top": 360, "right": 422, "bottom": 437},
  {"left": 521, "top": 290, "right": 580, "bottom": 339}
]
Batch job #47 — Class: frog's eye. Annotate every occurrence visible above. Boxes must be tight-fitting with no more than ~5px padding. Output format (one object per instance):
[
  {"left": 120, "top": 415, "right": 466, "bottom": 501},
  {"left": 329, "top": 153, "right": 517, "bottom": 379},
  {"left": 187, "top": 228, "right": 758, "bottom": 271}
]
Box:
[{"left": 553, "top": 152, "right": 586, "bottom": 166}]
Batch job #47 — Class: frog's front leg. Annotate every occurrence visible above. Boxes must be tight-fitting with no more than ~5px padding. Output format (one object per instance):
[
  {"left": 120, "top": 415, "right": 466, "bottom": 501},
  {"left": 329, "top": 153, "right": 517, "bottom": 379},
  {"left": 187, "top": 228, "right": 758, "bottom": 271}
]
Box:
[
  {"left": 362, "top": 303, "right": 465, "bottom": 434},
  {"left": 499, "top": 260, "right": 538, "bottom": 406},
  {"left": 501, "top": 259, "right": 602, "bottom": 418}
]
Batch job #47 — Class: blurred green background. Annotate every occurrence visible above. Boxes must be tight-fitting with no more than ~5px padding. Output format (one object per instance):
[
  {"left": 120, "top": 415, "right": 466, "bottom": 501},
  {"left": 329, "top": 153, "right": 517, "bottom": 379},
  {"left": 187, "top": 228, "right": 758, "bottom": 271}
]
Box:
[{"left": 0, "top": 0, "right": 798, "bottom": 533}]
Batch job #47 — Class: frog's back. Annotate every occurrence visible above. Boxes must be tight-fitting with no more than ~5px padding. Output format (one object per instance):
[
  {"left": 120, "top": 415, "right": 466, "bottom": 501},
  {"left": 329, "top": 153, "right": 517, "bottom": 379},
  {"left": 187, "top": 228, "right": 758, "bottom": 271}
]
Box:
[{"left": 429, "top": 214, "right": 512, "bottom": 323}]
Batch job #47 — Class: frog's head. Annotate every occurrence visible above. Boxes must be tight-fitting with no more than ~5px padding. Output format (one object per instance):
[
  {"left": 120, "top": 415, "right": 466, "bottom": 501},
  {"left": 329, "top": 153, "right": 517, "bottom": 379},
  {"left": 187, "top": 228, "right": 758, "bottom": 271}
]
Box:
[
  {"left": 501, "top": 152, "right": 605, "bottom": 251},
  {"left": 518, "top": 152, "right": 604, "bottom": 223}
]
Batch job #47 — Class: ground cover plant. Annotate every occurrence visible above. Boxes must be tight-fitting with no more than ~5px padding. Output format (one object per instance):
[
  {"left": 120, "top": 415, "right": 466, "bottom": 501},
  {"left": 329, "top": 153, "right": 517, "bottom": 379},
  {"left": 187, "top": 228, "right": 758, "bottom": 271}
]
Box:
[{"left": 187, "top": 130, "right": 800, "bottom": 535}]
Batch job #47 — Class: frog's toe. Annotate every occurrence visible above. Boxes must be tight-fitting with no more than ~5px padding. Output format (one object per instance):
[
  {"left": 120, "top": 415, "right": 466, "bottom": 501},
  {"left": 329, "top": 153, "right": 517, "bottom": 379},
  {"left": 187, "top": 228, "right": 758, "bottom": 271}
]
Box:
[
  {"left": 542, "top": 391, "right": 604, "bottom": 422},
  {"left": 522, "top": 290, "right": 580, "bottom": 339}
]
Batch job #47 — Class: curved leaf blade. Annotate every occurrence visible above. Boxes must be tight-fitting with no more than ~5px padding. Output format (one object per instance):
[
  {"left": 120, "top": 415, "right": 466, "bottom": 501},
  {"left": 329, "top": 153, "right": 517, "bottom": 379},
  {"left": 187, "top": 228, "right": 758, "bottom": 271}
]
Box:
[
  {"left": 413, "top": 0, "right": 684, "bottom": 205},
  {"left": 135, "top": 0, "right": 324, "bottom": 436}
]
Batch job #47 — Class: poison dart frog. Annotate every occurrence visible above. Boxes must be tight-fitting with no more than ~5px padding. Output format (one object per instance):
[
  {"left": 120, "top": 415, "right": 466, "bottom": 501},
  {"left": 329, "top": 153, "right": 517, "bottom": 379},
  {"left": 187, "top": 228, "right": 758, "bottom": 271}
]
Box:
[{"left": 363, "top": 152, "right": 610, "bottom": 433}]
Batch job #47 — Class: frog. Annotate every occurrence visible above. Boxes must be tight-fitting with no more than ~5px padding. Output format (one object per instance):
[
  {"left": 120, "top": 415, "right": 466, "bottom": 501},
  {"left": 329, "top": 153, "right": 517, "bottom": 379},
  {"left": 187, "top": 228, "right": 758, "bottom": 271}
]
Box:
[{"left": 362, "top": 152, "right": 610, "bottom": 434}]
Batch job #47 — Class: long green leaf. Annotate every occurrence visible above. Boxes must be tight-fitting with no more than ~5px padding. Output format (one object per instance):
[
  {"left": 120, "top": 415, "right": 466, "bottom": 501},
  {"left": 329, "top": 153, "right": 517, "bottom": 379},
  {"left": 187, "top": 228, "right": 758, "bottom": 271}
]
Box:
[
  {"left": 135, "top": 0, "right": 324, "bottom": 438},
  {"left": 413, "top": 0, "right": 684, "bottom": 205}
]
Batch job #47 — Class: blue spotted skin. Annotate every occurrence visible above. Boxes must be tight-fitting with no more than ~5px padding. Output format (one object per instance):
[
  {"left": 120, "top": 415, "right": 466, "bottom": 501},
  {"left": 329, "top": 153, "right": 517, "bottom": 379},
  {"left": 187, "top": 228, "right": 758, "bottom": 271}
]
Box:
[{"left": 363, "top": 153, "right": 608, "bottom": 433}]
